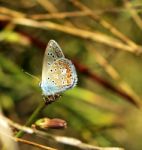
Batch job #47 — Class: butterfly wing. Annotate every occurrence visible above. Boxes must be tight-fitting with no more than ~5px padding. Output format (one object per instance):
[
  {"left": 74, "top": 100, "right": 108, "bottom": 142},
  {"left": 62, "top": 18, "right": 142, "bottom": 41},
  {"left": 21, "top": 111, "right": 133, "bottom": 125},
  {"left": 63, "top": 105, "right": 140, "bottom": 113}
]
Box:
[
  {"left": 41, "top": 58, "right": 78, "bottom": 96},
  {"left": 42, "top": 40, "right": 64, "bottom": 84}
]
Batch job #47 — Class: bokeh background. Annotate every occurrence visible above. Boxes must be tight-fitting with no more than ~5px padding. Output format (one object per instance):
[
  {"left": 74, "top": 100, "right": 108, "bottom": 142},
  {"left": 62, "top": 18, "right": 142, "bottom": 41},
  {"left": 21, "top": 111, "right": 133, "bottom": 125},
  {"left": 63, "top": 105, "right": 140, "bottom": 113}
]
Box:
[{"left": 0, "top": 0, "right": 142, "bottom": 150}]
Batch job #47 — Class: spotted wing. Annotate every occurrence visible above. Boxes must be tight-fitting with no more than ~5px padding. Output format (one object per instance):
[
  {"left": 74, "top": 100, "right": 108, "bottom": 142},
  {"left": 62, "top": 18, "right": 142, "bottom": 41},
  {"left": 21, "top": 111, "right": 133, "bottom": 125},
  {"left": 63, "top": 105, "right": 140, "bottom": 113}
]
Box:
[
  {"left": 42, "top": 40, "right": 64, "bottom": 84},
  {"left": 41, "top": 58, "right": 78, "bottom": 96}
]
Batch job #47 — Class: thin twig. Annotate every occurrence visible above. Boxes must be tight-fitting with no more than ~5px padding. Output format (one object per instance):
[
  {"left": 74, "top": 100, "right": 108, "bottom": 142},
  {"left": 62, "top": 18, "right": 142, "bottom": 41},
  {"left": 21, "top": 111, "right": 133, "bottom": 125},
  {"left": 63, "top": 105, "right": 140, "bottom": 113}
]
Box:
[
  {"left": 0, "top": 6, "right": 25, "bottom": 17},
  {"left": 36, "top": 0, "right": 58, "bottom": 13},
  {"left": 124, "top": 0, "right": 142, "bottom": 30},
  {"left": 70, "top": 0, "right": 142, "bottom": 53},
  {"left": 11, "top": 18, "right": 138, "bottom": 53},
  {"left": 30, "top": 11, "right": 91, "bottom": 20},
  {"left": 15, "top": 137, "right": 57, "bottom": 150},
  {"left": 30, "top": 8, "right": 142, "bottom": 20},
  {"left": 0, "top": 115, "right": 56, "bottom": 150},
  {"left": 4, "top": 117, "right": 124, "bottom": 150},
  {"left": 0, "top": 129, "right": 56, "bottom": 150},
  {"left": 0, "top": 6, "right": 141, "bottom": 53}
]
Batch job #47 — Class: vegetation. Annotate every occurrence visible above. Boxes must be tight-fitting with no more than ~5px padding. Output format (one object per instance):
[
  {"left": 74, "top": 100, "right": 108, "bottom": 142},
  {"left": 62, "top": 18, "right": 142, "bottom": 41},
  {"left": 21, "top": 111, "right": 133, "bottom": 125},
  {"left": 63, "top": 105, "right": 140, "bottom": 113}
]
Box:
[{"left": 0, "top": 0, "right": 142, "bottom": 150}]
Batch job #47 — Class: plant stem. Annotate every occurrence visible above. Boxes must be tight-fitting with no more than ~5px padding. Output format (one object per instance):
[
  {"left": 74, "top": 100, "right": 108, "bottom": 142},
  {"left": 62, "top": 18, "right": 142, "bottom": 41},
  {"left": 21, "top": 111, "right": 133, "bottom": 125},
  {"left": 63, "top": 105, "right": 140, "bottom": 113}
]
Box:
[{"left": 15, "top": 101, "right": 46, "bottom": 138}]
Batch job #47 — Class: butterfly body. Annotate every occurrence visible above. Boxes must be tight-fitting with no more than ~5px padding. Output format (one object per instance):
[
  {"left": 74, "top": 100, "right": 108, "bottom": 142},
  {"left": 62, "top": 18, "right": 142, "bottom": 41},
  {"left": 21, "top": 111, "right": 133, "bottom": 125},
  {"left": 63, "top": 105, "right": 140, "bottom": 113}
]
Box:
[{"left": 40, "top": 40, "right": 77, "bottom": 96}]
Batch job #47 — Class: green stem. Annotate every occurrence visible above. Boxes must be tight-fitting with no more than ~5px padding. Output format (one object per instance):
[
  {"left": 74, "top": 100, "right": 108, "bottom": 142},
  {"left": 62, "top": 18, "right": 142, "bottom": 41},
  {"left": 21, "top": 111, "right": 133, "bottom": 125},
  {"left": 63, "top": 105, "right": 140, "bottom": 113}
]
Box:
[{"left": 15, "top": 101, "right": 46, "bottom": 138}]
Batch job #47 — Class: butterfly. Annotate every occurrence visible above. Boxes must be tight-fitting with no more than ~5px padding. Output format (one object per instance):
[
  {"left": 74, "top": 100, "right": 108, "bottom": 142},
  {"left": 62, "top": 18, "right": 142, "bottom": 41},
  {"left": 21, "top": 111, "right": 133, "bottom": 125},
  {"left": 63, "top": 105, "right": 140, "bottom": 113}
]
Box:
[{"left": 40, "top": 40, "right": 78, "bottom": 97}]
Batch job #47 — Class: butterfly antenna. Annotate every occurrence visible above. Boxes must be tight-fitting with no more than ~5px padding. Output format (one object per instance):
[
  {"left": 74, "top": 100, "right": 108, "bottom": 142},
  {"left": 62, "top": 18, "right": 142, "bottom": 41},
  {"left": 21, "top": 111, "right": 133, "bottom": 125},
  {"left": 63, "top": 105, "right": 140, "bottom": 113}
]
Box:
[{"left": 22, "top": 70, "right": 40, "bottom": 82}]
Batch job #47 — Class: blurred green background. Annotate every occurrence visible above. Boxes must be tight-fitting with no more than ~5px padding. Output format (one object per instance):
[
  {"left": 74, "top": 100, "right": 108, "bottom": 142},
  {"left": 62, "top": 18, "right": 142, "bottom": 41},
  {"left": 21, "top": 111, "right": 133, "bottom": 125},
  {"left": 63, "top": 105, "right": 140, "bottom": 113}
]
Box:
[{"left": 0, "top": 0, "right": 142, "bottom": 150}]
